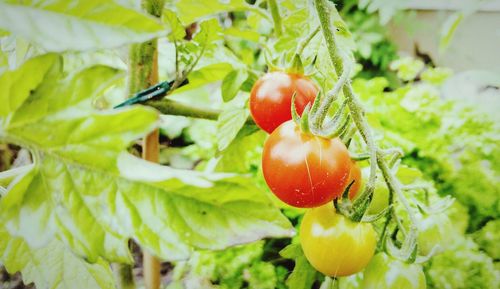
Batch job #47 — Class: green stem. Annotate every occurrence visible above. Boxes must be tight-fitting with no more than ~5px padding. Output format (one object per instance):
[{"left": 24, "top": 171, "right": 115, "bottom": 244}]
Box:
[
  {"left": 314, "top": 0, "right": 377, "bottom": 210},
  {"left": 171, "top": 43, "right": 206, "bottom": 91},
  {"left": 268, "top": 0, "right": 283, "bottom": 36},
  {"left": 311, "top": 62, "right": 351, "bottom": 131},
  {"left": 295, "top": 26, "right": 320, "bottom": 56},
  {"left": 350, "top": 152, "right": 370, "bottom": 161},
  {"left": 129, "top": 1, "right": 165, "bottom": 289},
  {"left": 146, "top": 99, "right": 255, "bottom": 124},
  {"left": 377, "top": 149, "right": 418, "bottom": 227},
  {"left": 377, "top": 210, "right": 393, "bottom": 250},
  {"left": 314, "top": 0, "right": 419, "bottom": 235}
]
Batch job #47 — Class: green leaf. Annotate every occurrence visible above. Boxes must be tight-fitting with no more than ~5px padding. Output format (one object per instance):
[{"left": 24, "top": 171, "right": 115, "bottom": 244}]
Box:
[
  {"left": 0, "top": 0, "right": 165, "bottom": 52},
  {"left": 0, "top": 54, "right": 293, "bottom": 264},
  {"left": 216, "top": 108, "right": 250, "bottom": 151},
  {"left": 163, "top": 9, "right": 186, "bottom": 41},
  {"left": 396, "top": 165, "right": 423, "bottom": 185},
  {"left": 439, "top": 12, "right": 463, "bottom": 53},
  {"left": 224, "top": 27, "right": 261, "bottom": 42},
  {"left": 193, "top": 18, "right": 223, "bottom": 47},
  {"left": 425, "top": 238, "right": 499, "bottom": 289},
  {"left": 0, "top": 164, "right": 33, "bottom": 191},
  {"left": 473, "top": 219, "right": 500, "bottom": 259},
  {"left": 280, "top": 244, "right": 319, "bottom": 289},
  {"left": 175, "top": 0, "right": 250, "bottom": 24},
  {"left": 216, "top": 126, "right": 264, "bottom": 173},
  {"left": 116, "top": 153, "right": 294, "bottom": 255},
  {"left": 390, "top": 57, "right": 424, "bottom": 81},
  {"left": 0, "top": 48, "right": 7, "bottom": 73},
  {"left": 0, "top": 56, "right": 151, "bottom": 262},
  {"left": 421, "top": 67, "right": 453, "bottom": 85},
  {"left": 174, "top": 63, "right": 233, "bottom": 93},
  {"left": 0, "top": 224, "right": 115, "bottom": 289},
  {"left": 0, "top": 53, "right": 59, "bottom": 116},
  {"left": 221, "top": 69, "right": 249, "bottom": 102}
]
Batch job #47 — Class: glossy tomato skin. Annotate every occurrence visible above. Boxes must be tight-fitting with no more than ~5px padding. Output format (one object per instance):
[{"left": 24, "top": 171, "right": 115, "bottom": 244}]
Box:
[
  {"left": 262, "top": 121, "right": 352, "bottom": 208},
  {"left": 347, "top": 161, "right": 362, "bottom": 199},
  {"left": 300, "top": 203, "right": 376, "bottom": 277},
  {"left": 250, "top": 71, "right": 318, "bottom": 133}
]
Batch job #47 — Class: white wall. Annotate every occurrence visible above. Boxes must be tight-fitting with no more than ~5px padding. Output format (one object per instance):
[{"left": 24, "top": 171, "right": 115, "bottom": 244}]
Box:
[
  {"left": 388, "top": 1, "right": 500, "bottom": 72},
  {"left": 387, "top": 1, "right": 500, "bottom": 119}
]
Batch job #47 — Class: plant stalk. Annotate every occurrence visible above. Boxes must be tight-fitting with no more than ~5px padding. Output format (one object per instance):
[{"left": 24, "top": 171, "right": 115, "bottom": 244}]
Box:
[
  {"left": 130, "top": 1, "right": 165, "bottom": 289},
  {"left": 146, "top": 99, "right": 255, "bottom": 124},
  {"left": 313, "top": 0, "right": 419, "bottom": 235},
  {"left": 268, "top": 0, "right": 283, "bottom": 36},
  {"left": 295, "top": 26, "right": 320, "bottom": 56},
  {"left": 314, "top": 0, "right": 377, "bottom": 211}
]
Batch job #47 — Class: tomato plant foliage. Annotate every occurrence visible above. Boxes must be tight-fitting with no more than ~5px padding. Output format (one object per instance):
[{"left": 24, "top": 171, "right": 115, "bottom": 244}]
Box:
[
  {"left": 0, "top": 0, "right": 498, "bottom": 289},
  {"left": 0, "top": 1, "right": 296, "bottom": 288}
]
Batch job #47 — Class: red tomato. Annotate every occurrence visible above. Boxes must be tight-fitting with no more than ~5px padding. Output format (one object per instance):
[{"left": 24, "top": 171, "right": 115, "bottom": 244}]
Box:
[
  {"left": 347, "top": 161, "right": 362, "bottom": 199},
  {"left": 249, "top": 71, "right": 318, "bottom": 133},
  {"left": 262, "top": 120, "right": 352, "bottom": 208}
]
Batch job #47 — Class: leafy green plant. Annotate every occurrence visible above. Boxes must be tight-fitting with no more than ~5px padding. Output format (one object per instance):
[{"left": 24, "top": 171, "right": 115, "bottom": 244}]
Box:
[{"left": 0, "top": 1, "right": 498, "bottom": 289}]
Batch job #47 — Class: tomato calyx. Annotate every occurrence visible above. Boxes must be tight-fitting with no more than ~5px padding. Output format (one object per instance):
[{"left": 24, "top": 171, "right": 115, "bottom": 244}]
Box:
[
  {"left": 287, "top": 53, "right": 305, "bottom": 75},
  {"left": 290, "top": 89, "right": 352, "bottom": 140},
  {"left": 290, "top": 91, "right": 313, "bottom": 134},
  {"left": 334, "top": 181, "right": 372, "bottom": 222},
  {"left": 332, "top": 165, "right": 389, "bottom": 223}
]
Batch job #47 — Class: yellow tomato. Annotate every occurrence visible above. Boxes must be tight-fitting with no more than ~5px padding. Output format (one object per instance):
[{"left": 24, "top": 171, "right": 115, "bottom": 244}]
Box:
[{"left": 299, "top": 203, "right": 377, "bottom": 277}]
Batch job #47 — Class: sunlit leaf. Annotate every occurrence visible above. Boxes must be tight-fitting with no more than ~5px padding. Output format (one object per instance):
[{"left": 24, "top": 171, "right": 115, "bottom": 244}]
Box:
[
  {"left": 174, "top": 63, "right": 233, "bottom": 93},
  {"left": 193, "top": 18, "right": 223, "bottom": 47},
  {"left": 216, "top": 108, "right": 249, "bottom": 151},
  {"left": 280, "top": 243, "right": 319, "bottom": 289},
  {"left": 0, "top": 224, "right": 115, "bottom": 289},
  {"left": 163, "top": 9, "right": 186, "bottom": 41},
  {"left": 221, "top": 69, "right": 248, "bottom": 102},
  {"left": 224, "top": 27, "right": 261, "bottom": 42},
  {"left": 0, "top": 0, "right": 165, "bottom": 52},
  {"left": 0, "top": 53, "right": 58, "bottom": 116},
  {"left": 175, "top": 0, "right": 250, "bottom": 24},
  {"left": 216, "top": 126, "right": 263, "bottom": 173},
  {"left": 0, "top": 54, "right": 293, "bottom": 264}
]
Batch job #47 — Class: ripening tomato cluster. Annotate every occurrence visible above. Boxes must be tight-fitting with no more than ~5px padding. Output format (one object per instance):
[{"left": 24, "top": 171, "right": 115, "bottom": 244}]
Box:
[
  {"left": 250, "top": 71, "right": 362, "bottom": 208},
  {"left": 250, "top": 71, "right": 376, "bottom": 277}
]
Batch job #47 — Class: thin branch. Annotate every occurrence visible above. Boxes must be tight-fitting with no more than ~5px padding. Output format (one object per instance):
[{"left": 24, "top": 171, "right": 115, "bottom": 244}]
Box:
[
  {"left": 174, "top": 39, "right": 180, "bottom": 80},
  {"left": 146, "top": 99, "right": 255, "bottom": 124},
  {"left": 314, "top": 0, "right": 377, "bottom": 211},
  {"left": 133, "top": 1, "right": 165, "bottom": 289},
  {"left": 313, "top": 0, "right": 419, "bottom": 235},
  {"left": 311, "top": 63, "right": 351, "bottom": 131},
  {"left": 268, "top": 0, "right": 283, "bottom": 36},
  {"left": 295, "top": 25, "right": 321, "bottom": 56},
  {"left": 170, "top": 42, "right": 206, "bottom": 92}
]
